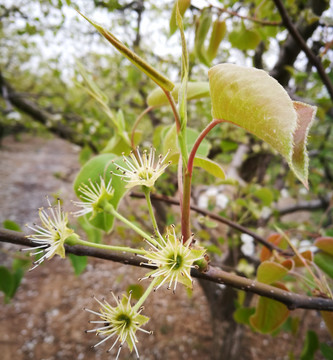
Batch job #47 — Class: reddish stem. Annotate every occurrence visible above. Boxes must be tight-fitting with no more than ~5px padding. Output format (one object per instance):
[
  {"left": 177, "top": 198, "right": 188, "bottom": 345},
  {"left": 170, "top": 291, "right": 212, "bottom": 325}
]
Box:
[
  {"left": 187, "top": 119, "right": 224, "bottom": 175},
  {"left": 163, "top": 89, "right": 181, "bottom": 133},
  {"left": 181, "top": 119, "right": 224, "bottom": 242}
]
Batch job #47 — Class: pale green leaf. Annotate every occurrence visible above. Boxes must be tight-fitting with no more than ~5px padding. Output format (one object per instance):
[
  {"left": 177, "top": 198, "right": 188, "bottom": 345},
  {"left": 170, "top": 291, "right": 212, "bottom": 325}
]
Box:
[
  {"left": 250, "top": 296, "right": 289, "bottom": 333},
  {"left": 193, "top": 156, "right": 226, "bottom": 179},
  {"left": 314, "top": 237, "right": 333, "bottom": 256},
  {"left": 78, "top": 11, "right": 174, "bottom": 91},
  {"left": 209, "top": 63, "right": 316, "bottom": 188},
  {"left": 169, "top": 0, "right": 191, "bottom": 36},
  {"left": 73, "top": 154, "right": 128, "bottom": 233},
  {"left": 257, "top": 261, "right": 289, "bottom": 284}
]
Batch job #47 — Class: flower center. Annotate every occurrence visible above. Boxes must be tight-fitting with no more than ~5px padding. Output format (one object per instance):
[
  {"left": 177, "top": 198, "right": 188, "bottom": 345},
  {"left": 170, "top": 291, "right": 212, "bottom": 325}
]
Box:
[
  {"left": 138, "top": 168, "right": 153, "bottom": 180},
  {"left": 117, "top": 313, "right": 132, "bottom": 328},
  {"left": 169, "top": 254, "right": 183, "bottom": 270}
]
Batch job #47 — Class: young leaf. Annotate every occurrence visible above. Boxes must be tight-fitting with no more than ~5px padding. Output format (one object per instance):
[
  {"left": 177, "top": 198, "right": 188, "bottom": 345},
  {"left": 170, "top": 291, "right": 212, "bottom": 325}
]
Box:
[
  {"left": 68, "top": 254, "right": 88, "bottom": 276},
  {"left": 147, "top": 81, "right": 210, "bottom": 107},
  {"left": 314, "top": 252, "right": 333, "bottom": 278},
  {"left": 320, "top": 311, "right": 333, "bottom": 338},
  {"left": 207, "top": 19, "right": 226, "bottom": 61},
  {"left": 209, "top": 63, "right": 316, "bottom": 188},
  {"left": 300, "top": 330, "right": 319, "bottom": 360},
  {"left": 229, "top": 23, "right": 261, "bottom": 50},
  {"left": 169, "top": 0, "right": 191, "bottom": 36},
  {"left": 257, "top": 261, "right": 289, "bottom": 284},
  {"left": 314, "top": 237, "right": 333, "bottom": 256},
  {"left": 193, "top": 156, "right": 226, "bottom": 179},
  {"left": 194, "top": 8, "right": 212, "bottom": 66},
  {"left": 78, "top": 11, "right": 174, "bottom": 91},
  {"left": 250, "top": 295, "right": 289, "bottom": 333},
  {"left": 73, "top": 154, "right": 128, "bottom": 233},
  {"left": 2, "top": 220, "right": 22, "bottom": 232}
]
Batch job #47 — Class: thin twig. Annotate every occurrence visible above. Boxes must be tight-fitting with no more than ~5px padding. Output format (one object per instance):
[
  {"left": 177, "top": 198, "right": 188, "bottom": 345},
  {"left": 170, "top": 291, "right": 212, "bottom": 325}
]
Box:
[
  {"left": 273, "top": 0, "right": 333, "bottom": 102},
  {"left": 130, "top": 192, "right": 292, "bottom": 255},
  {"left": 1, "top": 228, "right": 332, "bottom": 311}
]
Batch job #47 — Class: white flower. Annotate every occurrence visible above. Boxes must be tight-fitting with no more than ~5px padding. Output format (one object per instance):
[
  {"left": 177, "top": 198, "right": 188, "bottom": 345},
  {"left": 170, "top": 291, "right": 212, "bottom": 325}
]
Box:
[
  {"left": 112, "top": 146, "right": 170, "bottom": 189},
  {"left": 84, "top": 292, "right": 151, "bottom": 359},
  {"left": 24, "top": 198, "right": 74, "bottom": 270},
  {"left": 72, "top": 176, "right": 114, "bottom": 218},
  {"left": 140, "top": 226, "right": 206, "bottom": 292}
]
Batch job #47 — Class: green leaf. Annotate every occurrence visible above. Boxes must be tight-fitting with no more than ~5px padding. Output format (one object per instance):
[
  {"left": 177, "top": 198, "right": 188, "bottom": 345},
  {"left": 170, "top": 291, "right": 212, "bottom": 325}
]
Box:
[
  {"left": 126, "top": 284, "right": 144, "bottom": 300},
  {"left": 229, "top": 24, "right": 261, "bottom": 50},
  {"left": 73, "top": 154, "right": 128, "bottom": 233},
  {"left": 2, "top": 220, "right": 22, "bottom": 232},
  {"left": 0, "top": 266, "right": 14, "bottom": 303},
  {"left": 233, "top": 307, "right": 255, "bottom": 325},
  {"left": 250, "top": 296, "right": 289, "bottom": 333},
  {"left": 77, "top": 216, "right": 102, "bottom": 244},
  {"left": 300, "top": 330, "right": 319, "bottom": 360},
  {"left": 207, "top": 19, "right": 226, "bottom": 61},
  {"left": 257, "top": 261, "right": 289, "bottom": 284},
  {"left": 253, "top": 188, "right": 274, "bottom": 206},
  {"left": 193, "top": 156, "right": 226, "bottom": 179},
  {"left": 68, "top": 254, "right": 88, "bottom": 276},
  {"left": 170, "top": 0, "right": 191, "bottom": 36},
  {"left": 169, "top": 0, "right": 191, "bottom": 36},
  {"left": 78, "top": 11, "right": 174, "bottom": 91},
  {"left": 320, "top": 343, "right": 333, "bottom": 360},
  {"left": 163, "top": 125, "right": 211, "bottom": 159},
  {"left": 321, "top": 311, "right": 333, "bottom": 338},
  {"left": 209, "top": 63, "right": 316, "bottom": 188},
  {"left": 194, "top": 8, "right": 212, "bottom": 66},
  {"left": 314, "top": 237, "right": 333, "bottom": 256},
  {"left": 314, "top": 252, "right": 333, "bottom": 278},
  {"left": 10, "top": 268, "right": 24, "bottom": 299},
  {"left": 147, "top": 81, "right": 210, "bottom": 107}
]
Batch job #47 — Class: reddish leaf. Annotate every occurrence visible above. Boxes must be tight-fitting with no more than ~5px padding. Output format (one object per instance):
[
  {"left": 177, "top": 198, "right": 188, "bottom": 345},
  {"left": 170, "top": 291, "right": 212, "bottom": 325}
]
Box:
[{"left": 293, "top": 250, "right": 313, "bottom": 267}]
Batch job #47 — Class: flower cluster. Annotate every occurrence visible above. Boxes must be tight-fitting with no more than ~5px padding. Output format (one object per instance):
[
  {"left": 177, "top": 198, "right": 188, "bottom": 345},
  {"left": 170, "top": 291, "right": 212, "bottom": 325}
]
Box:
[
  {"left": 85, "top": 292, "right": 151, "bottom": 359},
  {"left": 112, "top": 146, "right": 170, "bottom": 189},
  {"left": 140, "top": 226, "right": 206, "bottom": 292}
]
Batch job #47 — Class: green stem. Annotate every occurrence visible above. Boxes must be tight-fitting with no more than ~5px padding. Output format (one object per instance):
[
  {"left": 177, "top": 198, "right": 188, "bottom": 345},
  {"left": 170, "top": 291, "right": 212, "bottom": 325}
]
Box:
[
  {"left": 131, "top": 106, "right": 154, "bottom": 149},
  {"left": 103, "top": 203, "right": 159, "bottom": 247},
  {"left": 70, "top": 238, "right": 145, "bottom": 255},
  {"left": 143, "top": 187, "right": 158, "bottom": 233},
  {"left": 163, "top": 89, "right": 181, "bottom": 133},
  {"left": 133, "top": 277, "right": 158, "bottom": 311}
]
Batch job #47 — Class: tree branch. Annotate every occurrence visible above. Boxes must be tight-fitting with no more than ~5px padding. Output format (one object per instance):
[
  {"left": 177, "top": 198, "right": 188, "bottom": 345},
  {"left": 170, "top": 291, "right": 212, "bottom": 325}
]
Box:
[
  {"left": 0, "top": 71, "right": 98, "bottom": 153},
  {"left": 130, "top": 192, "right": 292, "bottom": 255},
  {"left": 271, "top": 0, "right": 333, "bottom": 101},
  {"left": 1, "top": 228, "right": 332, "bottom": 311}
]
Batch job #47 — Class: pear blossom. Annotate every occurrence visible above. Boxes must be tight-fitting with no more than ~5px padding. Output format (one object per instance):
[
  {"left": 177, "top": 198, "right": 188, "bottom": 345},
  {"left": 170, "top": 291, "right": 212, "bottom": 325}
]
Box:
[
  {"left": 112, "top": 146, "right": 170, "bottom": 189},
  {"left": 24, "top": 198, "right": 75, "bottom": 270},
  {"left": 84, "top": 292, "right": 151, "bottom": 359},
  {"left": 72, "top": 176, "right": 114, "bottom": 218},
  {"left": 140, "top": 226, "right": 206, "bottom": 292}
]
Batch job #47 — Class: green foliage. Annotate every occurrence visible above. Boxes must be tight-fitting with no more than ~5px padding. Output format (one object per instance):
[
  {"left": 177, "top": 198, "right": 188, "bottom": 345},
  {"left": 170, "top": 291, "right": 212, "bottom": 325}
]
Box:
[
  {"left": 73, "top": 153, "right": 127, "bottom": 233},
  {"left": 3, "top": 220, "right": 22, "bottom": 232},
  {"left": 68, "top": 254, "right": 88, "bottom": 276},
  {"left": 0, "top": 266, "right": 24, "bottom": 303},
  {"left": 300, "top": 330, "right": 319, "bottom": 360}
]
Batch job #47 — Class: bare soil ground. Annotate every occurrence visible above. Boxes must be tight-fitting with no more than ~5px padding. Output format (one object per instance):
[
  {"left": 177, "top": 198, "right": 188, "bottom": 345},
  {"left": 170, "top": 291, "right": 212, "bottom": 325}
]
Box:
[{"left": 0, "top": 134, "right": 331, "bottom": 360}]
